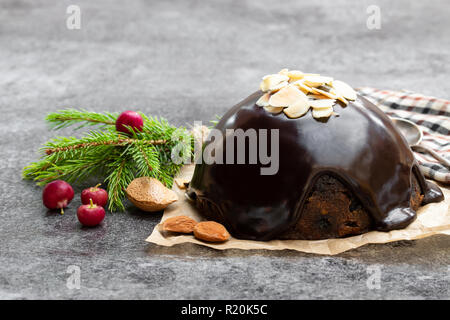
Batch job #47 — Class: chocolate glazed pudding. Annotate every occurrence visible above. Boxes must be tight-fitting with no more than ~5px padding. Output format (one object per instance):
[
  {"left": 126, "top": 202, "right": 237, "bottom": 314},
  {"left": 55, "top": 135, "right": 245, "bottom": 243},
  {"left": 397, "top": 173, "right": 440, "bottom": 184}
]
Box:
[{"left": 188, "top": 90, "right": 444, "bottom": 241}]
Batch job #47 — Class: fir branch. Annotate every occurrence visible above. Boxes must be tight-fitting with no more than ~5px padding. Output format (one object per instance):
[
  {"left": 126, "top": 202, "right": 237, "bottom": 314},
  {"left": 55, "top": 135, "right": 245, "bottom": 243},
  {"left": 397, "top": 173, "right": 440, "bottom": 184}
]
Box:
[
  {"left": 46, "top": 109, "right": 118, "bottom": 130},
  {"left": 127, "top": 142, "right": 160, "bottom": 177},
  {"left": 105, "top": 158, "right": 135, "bottom": 212},
  {"left": 23, "top": 148, "right": 118, "bottom": 186},
  {"left": 45, "top": 138, "right": 167, "bottom": 155}
]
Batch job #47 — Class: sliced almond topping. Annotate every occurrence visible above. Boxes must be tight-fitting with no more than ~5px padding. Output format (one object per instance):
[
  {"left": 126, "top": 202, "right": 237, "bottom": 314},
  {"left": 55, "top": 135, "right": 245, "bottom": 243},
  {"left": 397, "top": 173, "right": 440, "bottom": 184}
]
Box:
[
  {"left": 268, "top": 85, "right": 307, "bottom": 107},
  {"left": 268, "top": 81, "right": 288, "bottom": 93},
  {"left": 260, "top": 74, "right": 289, "bottom": 92},
  {"left": 291, "top": 80, "right": 313, "bottom": 94},
  {"left": 336, "top": 95, "right": 349, "bottom": 105},
  {"left": 287, "top": 70, "right": 305, "bottom": 82},
  {"left": 264, "top": 106, "right": 284, "bottom": 114},
  {"left": 258, "top": 70, "right": 355, "bottom": 120},
  {"left": 309, "top": 99, "right": 336, "bottom": 109},
  {"left": 278, "top": 68, "right": 289, "bottom": 76},
  {"left": 283, "top": 97, "right": 310, "bottom": 119},
  {"left": 303, "top": 75, "right": 334, "bottom": 87},
  {"left": 256, "top": 93, "right": 270, "bottom": 107},
  {"left": 312, "top": 106, "right": 334, "bottom": 119},
  {"left": 317, "top": 84, "right": 333, "bottom": 92},
  {"left": 307, "top": 94, "right": 328, "bottom": 100},
  {"left": 331, "top": 80, "right": 357, "bottom": 101},
  {"left": 301, "top": 73, "right": 321, "bottom": 78},
  {"left": 174, "top": 178, "right": 190, "bottom": 189},
  {"left": 311, "top": 87, "right": 338, "bottom": 99}
]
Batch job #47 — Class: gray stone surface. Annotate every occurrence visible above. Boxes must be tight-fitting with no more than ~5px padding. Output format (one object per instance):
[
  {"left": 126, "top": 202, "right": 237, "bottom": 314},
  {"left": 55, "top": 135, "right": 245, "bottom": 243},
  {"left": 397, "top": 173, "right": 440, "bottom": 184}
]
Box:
[{"left": 0, "top": 0, "right": 449, "bottom": 300}]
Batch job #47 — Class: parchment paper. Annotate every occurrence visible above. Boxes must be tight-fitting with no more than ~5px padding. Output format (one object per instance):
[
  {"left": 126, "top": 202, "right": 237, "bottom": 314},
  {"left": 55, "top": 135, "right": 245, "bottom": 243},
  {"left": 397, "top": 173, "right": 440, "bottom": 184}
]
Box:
[{"left": 146, "top": 164, "right": 450, "bottom": 255}]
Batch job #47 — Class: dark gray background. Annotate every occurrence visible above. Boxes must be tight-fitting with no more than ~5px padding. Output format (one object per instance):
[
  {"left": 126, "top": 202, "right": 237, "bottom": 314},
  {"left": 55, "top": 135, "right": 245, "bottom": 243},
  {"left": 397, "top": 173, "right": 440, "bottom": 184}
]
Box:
[{"left": 0, "top": 0, "right": 449, "bottom": 299}]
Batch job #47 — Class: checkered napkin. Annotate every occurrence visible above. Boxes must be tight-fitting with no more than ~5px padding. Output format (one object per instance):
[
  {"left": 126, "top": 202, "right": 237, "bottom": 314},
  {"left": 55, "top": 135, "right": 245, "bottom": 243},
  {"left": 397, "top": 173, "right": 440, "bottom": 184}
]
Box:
[{"left": 356, "top": 87, "right": 450, "bottom": 184}]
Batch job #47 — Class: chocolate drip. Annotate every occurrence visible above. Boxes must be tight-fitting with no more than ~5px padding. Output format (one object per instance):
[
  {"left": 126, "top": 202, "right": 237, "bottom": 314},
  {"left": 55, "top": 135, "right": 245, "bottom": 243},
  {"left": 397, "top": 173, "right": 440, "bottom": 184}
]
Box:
[{"left": 189, "top": 92, "right": 444, "bottom": 240}]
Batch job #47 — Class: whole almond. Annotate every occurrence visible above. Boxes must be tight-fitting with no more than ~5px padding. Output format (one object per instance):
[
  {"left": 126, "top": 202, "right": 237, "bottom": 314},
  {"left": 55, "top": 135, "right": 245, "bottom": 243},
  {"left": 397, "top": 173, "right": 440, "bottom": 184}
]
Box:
[
  {"left": 193, "top": 221, "right": 230, "bottom": 243},
  {"left": 162, "top": 216, "right": 197, "bottom": 234},
  {"left": 126, "top": 177, "right": 178, "bottom": 212}
]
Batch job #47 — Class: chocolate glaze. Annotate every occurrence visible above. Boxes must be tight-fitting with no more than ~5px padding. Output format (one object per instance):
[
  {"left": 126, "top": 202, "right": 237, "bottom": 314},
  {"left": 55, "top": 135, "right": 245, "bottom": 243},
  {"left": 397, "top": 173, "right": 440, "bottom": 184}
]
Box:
[{"left": 189, "top": 92, "right": 444, "bottom": 240}]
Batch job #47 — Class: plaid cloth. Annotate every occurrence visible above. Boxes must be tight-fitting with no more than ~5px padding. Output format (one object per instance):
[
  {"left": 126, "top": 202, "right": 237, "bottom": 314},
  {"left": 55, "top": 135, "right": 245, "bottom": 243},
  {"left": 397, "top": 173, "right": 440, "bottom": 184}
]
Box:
[{"left": 356, "top": 87, "right": 450, "bottom": 184}]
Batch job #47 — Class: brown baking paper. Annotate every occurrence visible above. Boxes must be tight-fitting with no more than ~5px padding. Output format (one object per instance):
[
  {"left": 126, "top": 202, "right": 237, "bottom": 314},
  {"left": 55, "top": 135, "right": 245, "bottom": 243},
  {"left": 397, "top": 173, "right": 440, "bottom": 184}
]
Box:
[{"left": 146, "top": 164, "right": 450, "bottom": 255}]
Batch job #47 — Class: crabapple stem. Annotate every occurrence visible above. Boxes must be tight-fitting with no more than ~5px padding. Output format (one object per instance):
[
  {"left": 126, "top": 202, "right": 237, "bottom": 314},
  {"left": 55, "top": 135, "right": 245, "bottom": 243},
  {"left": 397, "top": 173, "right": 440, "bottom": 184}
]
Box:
[
  {"left": 94, "top": 183, "right": 102, "bottom": 189},
  {"left": 89, "top": 198, "right": 95, "bottom": 208},
  {"left": 60, "top": 207, "right": 64, "bottom": 215}
]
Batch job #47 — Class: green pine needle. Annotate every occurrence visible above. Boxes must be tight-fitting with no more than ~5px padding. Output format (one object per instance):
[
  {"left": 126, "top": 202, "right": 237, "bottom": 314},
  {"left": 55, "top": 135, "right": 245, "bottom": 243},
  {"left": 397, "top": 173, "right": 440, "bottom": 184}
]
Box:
[{"left": 46, "top": 109, "right": 118, "bottom": 130}]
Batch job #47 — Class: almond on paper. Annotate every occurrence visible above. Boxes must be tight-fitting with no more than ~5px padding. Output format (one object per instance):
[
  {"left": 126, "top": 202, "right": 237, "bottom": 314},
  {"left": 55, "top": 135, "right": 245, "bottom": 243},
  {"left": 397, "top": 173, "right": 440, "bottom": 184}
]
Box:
[
  {"left": 269, "top": 85, "right": 307, "bottom": 107},
  {"left": 283, "top": 98, "right": 310, "bottom": 119},
  {"left": 331, "top": 80, "right": 357, "bottom": 101},
  {"left": 312, "top": 106, "right": 334, "bottom": 118},
  {"left": 309, "top": 99, "right": 336, "bottom": 109},
  {"left": 162, "top": 216, "right": 197, "bottom": 234},
  {"left": 193, "top": 221, "right": 230, "bottom": 242},
  {"left": 264, "top": 106, "right": 284, "bottom": 114},
  {"left": 260, "top": 74, "right": 289, "bottom": 92},
  {"left": 126, "top": 177, "right": 178, "bottom": 212},
  {"left": 256, "top": 93, "right": 271, "bottom": 107}
]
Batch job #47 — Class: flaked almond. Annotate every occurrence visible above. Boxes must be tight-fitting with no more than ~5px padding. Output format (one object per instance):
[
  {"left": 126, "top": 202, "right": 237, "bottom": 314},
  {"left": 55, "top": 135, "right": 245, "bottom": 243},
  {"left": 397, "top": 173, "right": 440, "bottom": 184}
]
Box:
[
  {"left": 309, "top": 99, "right": 336, "bottom": 109},
  {"left": 312, "top": 106, "right": 334, "bottom": 119},
  {"left": 269, "top": 85, "right": 306, "bottom": 107},
  {"left": 126, "top": 177, "right": 178, "bottom": 212},
  {"left": 311, "top": 87, "right": 338, "bottom": 99},
  {"left": 307, "top": 94, "right": 329, "bottom": 100},
  {"left": 301, "top": 73, "right": 321, "bottom": 77},
  {"left": 331, "top": 80, "right": 357, "bottom": 101},
  {"left": 264, "top": 106, "right": 284, "bottom": 114},
  {"left": 336, "top": 95, "right": 349, "bottom": 105},
  {"left": 162, "top": 216, "right": 197, "bottom": 234},
  {"left": 292, "top": 80, "right": 314, "bottom": 94},
  {"left": 193, "top": 221, "right": 230, "bottom": 242},
  {"left": 287, "top": 70, "right": 305, "bottom": 81},
  {"left": 260, "top": 74, "right": 289, "bottom": 92},
  {"left": 283, "top": 96, "right": 310, "bottom": 119},
  {"left": 256, "top": 93, "right": 270, "bottom": 107},
  {"left": 303, "top": 75, "right": 333, "bottom": 87},
  {"left": 174, "top": 177, "right": 190, "bottom": 189},
  {"left": 268, "top": 81, "right": 288, "bottom": 93},
  {"left": 278, "top": 68, "right": 289, "bottom": 76}
]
